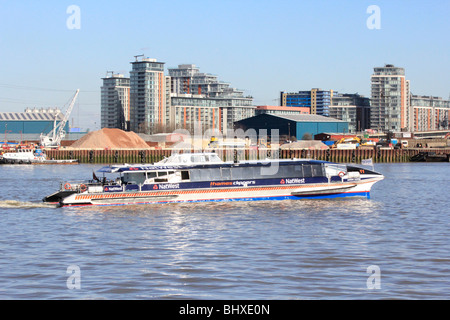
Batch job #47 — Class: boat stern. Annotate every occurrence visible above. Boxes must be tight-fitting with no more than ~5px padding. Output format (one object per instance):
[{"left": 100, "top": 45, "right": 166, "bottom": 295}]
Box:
[{"left": 43, "top": 180, "right": 94, "bottom": 206}]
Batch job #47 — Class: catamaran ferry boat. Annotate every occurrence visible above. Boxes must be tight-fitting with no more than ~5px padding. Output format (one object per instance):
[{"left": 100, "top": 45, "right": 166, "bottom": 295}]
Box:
[{"left": 43, "top": 152, "right": 384, "bottom": 207}]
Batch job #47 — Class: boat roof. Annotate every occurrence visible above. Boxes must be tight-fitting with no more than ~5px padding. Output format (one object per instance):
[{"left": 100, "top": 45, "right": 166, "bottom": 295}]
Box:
[{"left": 97, "top": 153, "right": 331, "bottom": 173}]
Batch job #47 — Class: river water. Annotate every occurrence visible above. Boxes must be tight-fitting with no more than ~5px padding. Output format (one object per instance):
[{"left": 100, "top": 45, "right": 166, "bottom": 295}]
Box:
[{"left": 0, "top": 162, "right": 448, "bottom": 300}]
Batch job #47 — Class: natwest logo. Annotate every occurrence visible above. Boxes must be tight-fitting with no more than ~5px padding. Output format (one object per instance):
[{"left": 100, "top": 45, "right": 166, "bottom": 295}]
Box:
[
  {"left": 286, "top": 178, "right": 306, "bottom": 184},
  {"left": 104, "top": 185, "right": 123, "bottom": 192},
  {"left": 280, "top": 179, "right": 285, "bottom": 184}
]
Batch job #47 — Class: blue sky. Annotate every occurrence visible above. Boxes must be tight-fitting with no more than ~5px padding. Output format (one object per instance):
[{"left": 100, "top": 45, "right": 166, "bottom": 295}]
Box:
[{"left": 0, "top": 0, "right": 449, "bottom": 130}]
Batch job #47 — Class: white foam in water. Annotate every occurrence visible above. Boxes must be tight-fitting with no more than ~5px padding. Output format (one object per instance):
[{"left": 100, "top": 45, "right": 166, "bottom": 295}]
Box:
[{"left": 0, "top": 200, "right": 58, "bottom": 209}]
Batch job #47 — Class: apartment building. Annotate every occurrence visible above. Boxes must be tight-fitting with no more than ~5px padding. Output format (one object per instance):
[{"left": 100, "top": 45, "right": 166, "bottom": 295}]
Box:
[
  {"left": 280, "top": 89, "right": 332, "bottom": 116},
  {"left": 329, "top": 93, "right": 370, "bottom": 133},
  {"left": 129, "top": 56, "right": 170, "bottom": 133},
  {"left": 168, "top": 64, "right": 253, "bottom": 133},
  {"left": 100, "top": 73, "right": 130, "bottom": 130},
  {"left": 370, "top": 64, "right": 410, "bottom": 132},
  {"left": 411, "top": 95, "right": 450, "bottom": 132}
]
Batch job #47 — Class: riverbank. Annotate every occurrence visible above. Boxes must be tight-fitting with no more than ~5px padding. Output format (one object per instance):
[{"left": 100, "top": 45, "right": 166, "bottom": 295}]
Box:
[{"left": 42, "top": 147, "right": 450, "bottom": 164}]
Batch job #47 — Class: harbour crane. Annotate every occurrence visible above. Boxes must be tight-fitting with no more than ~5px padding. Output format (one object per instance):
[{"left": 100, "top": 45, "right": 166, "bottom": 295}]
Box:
[{"left": 40, "top": 89, "right": 80, "bottom": 148}]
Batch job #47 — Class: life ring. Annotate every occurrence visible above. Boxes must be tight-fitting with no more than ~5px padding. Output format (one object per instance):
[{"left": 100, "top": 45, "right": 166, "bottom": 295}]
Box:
[
  {"left": 64, "top": 183, "right": 72, "bottom": 190},
  {"left": 80, "top": 184, "right": 87, "bottom": 192},
  {"left": 338, "top": 171, "right": 345, "bottom": 178}
]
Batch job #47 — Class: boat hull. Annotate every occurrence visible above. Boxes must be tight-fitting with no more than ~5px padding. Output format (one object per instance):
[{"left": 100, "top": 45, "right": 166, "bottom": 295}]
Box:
[
  {"left": 0, "top": 158, "right": 78, "bottom": 165},
  {"left": 58, "top": 178, "right": 380, "bottom": 207}
]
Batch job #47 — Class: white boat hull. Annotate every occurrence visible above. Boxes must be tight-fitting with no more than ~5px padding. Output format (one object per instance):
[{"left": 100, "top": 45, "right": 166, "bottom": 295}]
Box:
[{"left": 58, "top": 178, "right": 381, "bottom": 207}]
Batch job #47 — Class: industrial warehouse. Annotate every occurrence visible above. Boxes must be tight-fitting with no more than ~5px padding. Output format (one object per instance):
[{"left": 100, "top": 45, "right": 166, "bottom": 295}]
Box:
[
  {"left": 0, "top": 108, "right": 68, "bottom": 138},
  {"left": 234, "top": 114, "right": 349, "bottom": 141}
]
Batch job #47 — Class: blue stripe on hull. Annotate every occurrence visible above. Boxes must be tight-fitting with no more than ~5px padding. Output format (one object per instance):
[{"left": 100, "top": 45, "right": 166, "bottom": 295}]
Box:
[{"left": 64, "top": 191, "right": 370, "bottom": 207}]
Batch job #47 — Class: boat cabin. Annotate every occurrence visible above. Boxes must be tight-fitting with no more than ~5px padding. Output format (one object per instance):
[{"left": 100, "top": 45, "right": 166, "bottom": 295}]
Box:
[{"left": 97, "top": 153, "right": 333, "bottom": 191}]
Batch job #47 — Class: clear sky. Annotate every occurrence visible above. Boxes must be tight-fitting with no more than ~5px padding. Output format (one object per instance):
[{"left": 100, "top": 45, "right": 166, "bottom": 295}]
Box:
[{"left": 0, "top": 0, "right": 448, "bottom": 130}]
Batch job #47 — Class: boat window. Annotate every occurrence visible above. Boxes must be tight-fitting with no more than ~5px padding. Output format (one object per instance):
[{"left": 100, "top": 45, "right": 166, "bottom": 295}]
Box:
[
  {"left": 261, "top": 165, "right": 287, "bottom": 178},
  {"left": 157, "top": 171, "right": 168, "bottom": 177},
  {"left": 209, "top": 154, "right": 222, "bottom": 162},
  {"left": 302, "top": 165, "right": 312, "bottom": 178},
  {"left": 221, "top": 167, "right": 231, "bottom": 180},
  {"left": 189, "top": 169, "right": 200, "bottom": 181},
  {"left": 278, "top": 166, "right": 291, "bottom": 178},
  {"left": 181, "top": 171, "right": 190, "bottom": 180},
  {"left": 209, "top": 168, "right": 222, "bottom": 181},
  {"left": 259, "top": 163, "right": 275, "bottom": 176},
  {"left": 311, "top": 164, "right": 325, "bottom": 177},
  {"left": 248, "top": 167, "right": 258, "bottom": 179},
  {"left": 199, "top": 169, "right": 212, "bottom": 181},
  {"left": 190, "top": 169, "right": 213, "bottom": 182},
  {"left": 124, "top": 172, "right": 146, "bottom": 185},
  {"left": 147, "top": 172, "right": 157, "bottom": 179},
  {"left": 230, "top": 167, "right": 240, "bottom": 179},
  {"left": 191, "top": 155, "right": 206, "bottom": 163},
  {"left": 232, "top": 166, "right": 256, "bottom": 180}
]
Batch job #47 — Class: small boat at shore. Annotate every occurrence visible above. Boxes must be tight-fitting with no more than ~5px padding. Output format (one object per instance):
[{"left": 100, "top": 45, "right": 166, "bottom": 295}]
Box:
[
  {"left": 0, "top": 148, "right": 78, "bottom": 165},
  {"left": 43, "top": 152, "right": 384, "bottom": 207},
  {"left": 410, "top": 152, "right": 450, "bottom": 162}
]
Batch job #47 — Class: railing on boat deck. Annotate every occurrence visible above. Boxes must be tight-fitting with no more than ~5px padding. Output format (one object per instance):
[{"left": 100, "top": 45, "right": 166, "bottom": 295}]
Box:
[{"left": 60, "top": 180, "right": 115, "bottom": 192}]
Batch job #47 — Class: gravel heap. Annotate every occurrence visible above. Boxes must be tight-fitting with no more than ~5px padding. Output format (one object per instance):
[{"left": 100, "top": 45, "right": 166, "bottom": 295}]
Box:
[{"left": 70, "top": 128, "right": 150, "bottom": 149}]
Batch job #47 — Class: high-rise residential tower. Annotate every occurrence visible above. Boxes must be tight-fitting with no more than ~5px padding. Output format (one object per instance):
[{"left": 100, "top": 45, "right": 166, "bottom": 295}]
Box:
[
  {"left": 280, "top": 89, "right": 332, "bottom": 116},
  {"left": 370, "top": 64, "right": 410, "bottom": 132},
  {"left": 129, "top": 56, "right": 170, "bottom": 133},
  {"left": 101, "top": 73, "right": 130, "bottom": 130}
]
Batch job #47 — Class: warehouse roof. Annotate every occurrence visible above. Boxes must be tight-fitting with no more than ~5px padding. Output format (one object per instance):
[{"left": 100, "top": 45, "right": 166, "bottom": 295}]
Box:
[
  {"left": 237, "top": 113, "right": 347, "bottom": 123},
  {"left": 0, "top": 110, "right": 64, "bottom": 121},
  {"left": 266, "top": 114, "right": 346, "bottom": 122}
]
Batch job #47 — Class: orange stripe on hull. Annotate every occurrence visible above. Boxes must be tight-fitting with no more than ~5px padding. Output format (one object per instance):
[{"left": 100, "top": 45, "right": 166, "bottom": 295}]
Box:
[{"left": 73, "top": 181, "right": 368, "bottom": 201}]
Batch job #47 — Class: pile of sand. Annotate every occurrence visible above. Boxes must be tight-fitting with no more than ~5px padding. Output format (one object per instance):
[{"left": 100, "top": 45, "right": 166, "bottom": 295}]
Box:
[
  {"left": 70, "top": 128, "right": 150, "bottom": 149},
  {"left": 280, "top": 140, "right": 329, "bottom": 150}
]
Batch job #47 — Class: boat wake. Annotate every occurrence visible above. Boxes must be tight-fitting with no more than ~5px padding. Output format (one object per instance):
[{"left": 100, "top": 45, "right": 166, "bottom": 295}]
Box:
[{"left": 0, "top": 200, "right": 58, "bottom": 209}]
